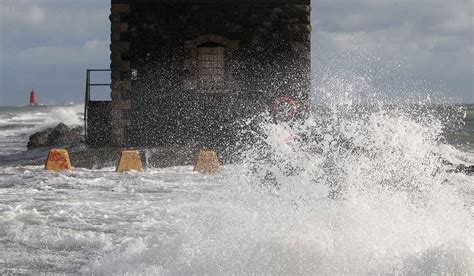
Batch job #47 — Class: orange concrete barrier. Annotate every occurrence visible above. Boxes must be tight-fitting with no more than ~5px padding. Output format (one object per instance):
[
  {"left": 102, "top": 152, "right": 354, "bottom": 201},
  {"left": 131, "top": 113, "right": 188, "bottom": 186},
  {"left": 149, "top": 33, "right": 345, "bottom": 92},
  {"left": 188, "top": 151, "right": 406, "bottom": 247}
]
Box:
[
  {"left": 116, "top": 150, "right": 143, "bottom": 172},
  {"left": 45, "top": 149, "right": 72, "bottom": 171},
  {"left": 194, "top": 150, "right": 220, "bottom": 174}
]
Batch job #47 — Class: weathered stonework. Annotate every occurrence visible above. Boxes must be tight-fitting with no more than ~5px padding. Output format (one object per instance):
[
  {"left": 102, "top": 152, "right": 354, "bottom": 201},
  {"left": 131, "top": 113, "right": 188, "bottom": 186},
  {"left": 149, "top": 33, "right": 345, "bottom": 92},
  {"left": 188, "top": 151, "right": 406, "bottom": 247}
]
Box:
[
  {"left": 110, "top": 0, "right": 311, "bottom": 149},
  {"left": 110, "top": 2, "right": 131, "bottom": 147}
]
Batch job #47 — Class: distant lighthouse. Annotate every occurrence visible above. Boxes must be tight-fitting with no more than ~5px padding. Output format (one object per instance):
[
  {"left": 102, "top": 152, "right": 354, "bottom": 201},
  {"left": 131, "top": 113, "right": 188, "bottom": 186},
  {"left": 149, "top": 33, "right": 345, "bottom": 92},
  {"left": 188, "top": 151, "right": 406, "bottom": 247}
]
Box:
[{"left": 30, "top": 89, "right": 38, "bottom": 106}]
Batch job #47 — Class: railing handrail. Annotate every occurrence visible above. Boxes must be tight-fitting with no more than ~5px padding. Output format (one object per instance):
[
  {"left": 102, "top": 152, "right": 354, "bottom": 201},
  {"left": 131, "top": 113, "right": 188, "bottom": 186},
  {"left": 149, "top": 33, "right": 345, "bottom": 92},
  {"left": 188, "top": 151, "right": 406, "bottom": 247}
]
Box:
[
  {"left": 88, "top": 69, "right": 111, "bottom": 72},
  {"left": 84, "top": 69, "right": 111, "bottom": 143}
]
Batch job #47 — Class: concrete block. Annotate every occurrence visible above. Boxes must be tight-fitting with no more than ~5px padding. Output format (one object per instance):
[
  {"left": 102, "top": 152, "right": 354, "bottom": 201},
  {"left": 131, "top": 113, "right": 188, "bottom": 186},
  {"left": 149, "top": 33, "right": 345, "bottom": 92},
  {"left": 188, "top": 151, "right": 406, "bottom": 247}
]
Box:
[
  {"left": 194, "top": 150, "right": 220, "bottom": 174},
  {"left": 45, "top": 149, "right": 72, "bottom": 171},
  {"left": 116, "top": 150, "right": 142, "bottom": 172}
]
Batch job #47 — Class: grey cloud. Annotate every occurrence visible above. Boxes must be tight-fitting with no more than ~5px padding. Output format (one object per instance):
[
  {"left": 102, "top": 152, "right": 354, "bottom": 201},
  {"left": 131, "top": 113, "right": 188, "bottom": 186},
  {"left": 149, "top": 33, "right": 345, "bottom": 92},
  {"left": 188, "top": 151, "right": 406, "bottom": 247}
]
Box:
[
  {"left": 0, "top": 1, "right": 109, "bottom": 49},
  {"left": 16, "top": 40, "right": 109, "bottom": 66},
  {"left": 0, "top": 0, "right": 110, "bottom": 105},
  {"left": 0, "top": 1, "right": 46, "bottom": 26},
  {"left": 312, "top": 0, "right": 474, "bottom": 103},
  {"left": 315, "top": 0, "right": 473, "bottom": 35}
]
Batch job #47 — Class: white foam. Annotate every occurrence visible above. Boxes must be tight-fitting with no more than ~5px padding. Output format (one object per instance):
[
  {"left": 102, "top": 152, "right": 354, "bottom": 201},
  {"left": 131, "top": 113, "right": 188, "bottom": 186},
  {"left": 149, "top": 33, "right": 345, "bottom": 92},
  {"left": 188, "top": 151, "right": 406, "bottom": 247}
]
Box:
[
  {"left": 76, "top": 83, "right": 472, "bottom": 274},
  {"left": 0, "top": 80, "right": 473, "bottom": 274}
]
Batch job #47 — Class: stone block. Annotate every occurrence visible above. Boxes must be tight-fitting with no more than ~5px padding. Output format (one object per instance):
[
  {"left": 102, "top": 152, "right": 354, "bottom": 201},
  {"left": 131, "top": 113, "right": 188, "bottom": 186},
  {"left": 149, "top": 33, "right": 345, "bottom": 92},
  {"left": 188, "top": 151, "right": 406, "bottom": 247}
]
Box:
[
  {"left": 111, "top": 4, "right": 130, "bottom": 13},
  {"left": 110, "top": 13, "right": 121, "bottom": 23},
  {"left": 111, "top": 51, "right": 122, "bottom": 62},
  {"left": 111, "top": 71, "right": 121, "bottom": 81},
  {"left": 117, "top": 100, "right": 132, "bottom": 110},
  {"left": 111, "top": 61, "right": 131, "bottom": 72},
  {"left": 111, "top": 32, "right": 121, "bottom": 42},
  {"left": 112, "top": 80, "right": 131, "bottom": 91},
  {"left": 112, "top": 22, "right": 128, "bottom": 33},
  {"left": 110, "top": 42, "right": 130, "bottom": 52},
  {"left": 293, "top": 4, "right": 310, "bottom": 12}
]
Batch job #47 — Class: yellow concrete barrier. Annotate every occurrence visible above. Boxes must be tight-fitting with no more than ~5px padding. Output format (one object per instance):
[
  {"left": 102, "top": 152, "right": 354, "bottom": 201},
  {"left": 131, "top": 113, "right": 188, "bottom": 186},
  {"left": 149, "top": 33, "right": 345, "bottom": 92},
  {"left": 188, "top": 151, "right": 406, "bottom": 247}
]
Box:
[
  {"left": 194, "top": 150, "right": 220, "bottom": 174},
  {"left": 116, "top": 150, "right": 143, "bottom": 172},
  {"left": 45, "top": 149, "right": 72, "bottom": 171}
]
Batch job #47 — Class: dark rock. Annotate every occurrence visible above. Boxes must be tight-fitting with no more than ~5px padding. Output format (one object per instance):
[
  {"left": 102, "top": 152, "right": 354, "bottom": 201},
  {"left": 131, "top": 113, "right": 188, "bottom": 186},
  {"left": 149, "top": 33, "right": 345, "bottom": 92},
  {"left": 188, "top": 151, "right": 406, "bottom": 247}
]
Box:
[
  {"left": 455, "top": 164, "right": 466, "bottom": 173},
  {"left": 27, "top": 123, "right": 84, "bottom": 150},
  {"left": 27, "top": 129, "right": 53, "bottom": 150},
  {"left": 440, "top": 158, "right": 453, "bottom": 166},
  {"left": 469, "top": 166, "right": 474, "bottom": 175},
  {"left": 454, "top": 164, "right": 474, "bottom": 176},
  {"left": 49, "top": 123, "right": 70, "bottom": 144}
]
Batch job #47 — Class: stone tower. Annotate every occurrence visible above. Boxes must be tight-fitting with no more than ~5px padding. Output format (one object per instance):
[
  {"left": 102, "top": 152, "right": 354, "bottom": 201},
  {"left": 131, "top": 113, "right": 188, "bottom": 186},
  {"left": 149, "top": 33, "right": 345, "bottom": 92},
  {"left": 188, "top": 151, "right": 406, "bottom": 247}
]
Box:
[{"left": 109, "top": 0, "right": 311, "bottom": 152}]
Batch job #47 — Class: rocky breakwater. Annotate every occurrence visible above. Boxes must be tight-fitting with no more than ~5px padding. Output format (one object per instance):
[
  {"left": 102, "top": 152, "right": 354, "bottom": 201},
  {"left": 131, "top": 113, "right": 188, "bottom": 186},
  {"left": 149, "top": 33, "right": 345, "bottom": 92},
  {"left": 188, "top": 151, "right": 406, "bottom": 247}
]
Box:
[{"left": 27, "top": 123, "right": 83, "bottom": 150}]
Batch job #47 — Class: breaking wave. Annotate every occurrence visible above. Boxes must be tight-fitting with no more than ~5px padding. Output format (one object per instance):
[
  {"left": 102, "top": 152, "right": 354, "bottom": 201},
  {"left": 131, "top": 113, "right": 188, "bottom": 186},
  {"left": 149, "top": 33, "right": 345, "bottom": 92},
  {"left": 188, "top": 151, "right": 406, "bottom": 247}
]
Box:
[
  {"left": 0, "top": 105, "right": 82, "bottom": 155},
  {"left": 78, "top": 76, "right": 473, "bottom": 274}
]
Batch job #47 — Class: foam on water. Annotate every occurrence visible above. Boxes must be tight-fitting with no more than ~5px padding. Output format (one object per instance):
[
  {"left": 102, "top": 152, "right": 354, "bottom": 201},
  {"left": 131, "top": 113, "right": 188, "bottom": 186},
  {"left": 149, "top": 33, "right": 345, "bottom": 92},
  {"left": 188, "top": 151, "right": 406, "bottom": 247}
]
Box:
[
  {"left": 0, "top": 162, "right": 472, "bottom": 274},
  {"left": 0, "top": 78, "right": 473, "bottom": 274}
]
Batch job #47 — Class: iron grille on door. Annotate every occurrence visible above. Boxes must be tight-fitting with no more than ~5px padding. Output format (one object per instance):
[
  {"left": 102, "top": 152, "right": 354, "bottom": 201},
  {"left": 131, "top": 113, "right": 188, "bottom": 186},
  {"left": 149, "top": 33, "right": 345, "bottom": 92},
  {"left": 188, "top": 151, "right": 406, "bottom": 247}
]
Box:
[{"left": 197, "top": 43, "right": 225, "bottom": 92}]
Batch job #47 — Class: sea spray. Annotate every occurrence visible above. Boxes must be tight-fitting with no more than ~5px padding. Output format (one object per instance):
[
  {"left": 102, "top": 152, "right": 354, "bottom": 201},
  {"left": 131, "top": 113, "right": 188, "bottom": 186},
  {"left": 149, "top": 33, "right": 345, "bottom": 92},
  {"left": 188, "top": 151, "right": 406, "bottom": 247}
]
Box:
[
  {"left": 0, "top": 77, "right": 472, "bottom": 274},
  {"left": 80, "top": 76, "right": 473, "bottom": 274}
]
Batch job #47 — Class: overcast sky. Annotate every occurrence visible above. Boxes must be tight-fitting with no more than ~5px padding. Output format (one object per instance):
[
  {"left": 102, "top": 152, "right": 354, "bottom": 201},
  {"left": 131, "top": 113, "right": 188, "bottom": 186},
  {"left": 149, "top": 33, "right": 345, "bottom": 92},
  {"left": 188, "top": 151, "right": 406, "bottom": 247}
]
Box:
[{"left": 0, "top": 0, "right": 472, "bottom": 106}]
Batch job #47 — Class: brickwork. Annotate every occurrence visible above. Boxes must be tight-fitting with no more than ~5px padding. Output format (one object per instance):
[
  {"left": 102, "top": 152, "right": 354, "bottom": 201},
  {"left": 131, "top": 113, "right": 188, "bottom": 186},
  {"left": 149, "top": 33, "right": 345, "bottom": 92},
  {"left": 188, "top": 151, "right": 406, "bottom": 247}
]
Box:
[
  {"left": 110, "top": 3, "right": 131, "bottom": 147},
  {"left": 109, "top": 0, "right": 311, "bottom": 149}
]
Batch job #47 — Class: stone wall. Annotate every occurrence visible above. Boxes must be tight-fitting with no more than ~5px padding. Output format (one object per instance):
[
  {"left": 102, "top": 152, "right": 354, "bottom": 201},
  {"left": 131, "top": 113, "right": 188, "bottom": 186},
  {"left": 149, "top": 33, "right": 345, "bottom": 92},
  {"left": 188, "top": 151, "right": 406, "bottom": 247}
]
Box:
[
  {"left": 110, "top": 0, "right": 311, "bottom": 149},
  {"left": 110, "top": 3, "right": 132, "bottom": 147}
]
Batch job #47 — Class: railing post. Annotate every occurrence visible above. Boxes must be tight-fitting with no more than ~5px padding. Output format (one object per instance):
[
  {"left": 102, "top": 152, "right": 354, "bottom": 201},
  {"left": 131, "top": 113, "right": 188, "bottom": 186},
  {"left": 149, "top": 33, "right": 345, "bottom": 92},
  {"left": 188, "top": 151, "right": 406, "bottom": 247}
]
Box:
[{"left": 84, "top": 69, "right": 90, "bottom": 143}]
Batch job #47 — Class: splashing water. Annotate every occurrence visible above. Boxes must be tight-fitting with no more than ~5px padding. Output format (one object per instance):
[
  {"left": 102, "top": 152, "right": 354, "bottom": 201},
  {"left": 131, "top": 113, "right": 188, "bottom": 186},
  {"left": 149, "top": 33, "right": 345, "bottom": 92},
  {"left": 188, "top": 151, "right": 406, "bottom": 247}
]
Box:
[
  {"left": 0, "top": 77, "right": 473, "bottom": 274},
  {"left": 81, "top": 76, "right": 473, "bottom": 274}
]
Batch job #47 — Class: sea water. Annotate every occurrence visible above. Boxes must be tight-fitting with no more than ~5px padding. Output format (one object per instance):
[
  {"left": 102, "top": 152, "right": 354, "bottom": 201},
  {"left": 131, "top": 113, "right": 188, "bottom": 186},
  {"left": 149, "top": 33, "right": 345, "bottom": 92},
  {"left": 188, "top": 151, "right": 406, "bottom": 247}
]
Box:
[{"left": 0, "top": 85, "right": 473, "bottom": 274}]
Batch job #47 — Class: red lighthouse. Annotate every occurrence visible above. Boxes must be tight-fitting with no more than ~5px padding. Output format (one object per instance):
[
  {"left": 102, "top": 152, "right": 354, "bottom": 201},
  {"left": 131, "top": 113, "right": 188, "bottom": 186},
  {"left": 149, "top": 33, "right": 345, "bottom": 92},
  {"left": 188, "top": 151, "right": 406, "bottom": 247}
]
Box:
[{"left": 30, "top": 89, "right": 38, "bottom": 106}]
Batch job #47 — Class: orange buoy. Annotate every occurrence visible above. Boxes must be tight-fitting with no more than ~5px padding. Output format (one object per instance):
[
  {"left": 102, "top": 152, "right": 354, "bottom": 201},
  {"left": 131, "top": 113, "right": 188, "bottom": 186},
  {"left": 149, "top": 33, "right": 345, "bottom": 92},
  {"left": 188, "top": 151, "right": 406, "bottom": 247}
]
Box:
[
  {"left": 116, "top": 150, "right": 143, "bottom": 172},
  {"left": 45, "top": 149, "right": 72, "bottom": 171},
  {"left": 30, "top": 89, "right": 38, "bottom": 106},
  {"left": 194, "top": 150, "right": 220, "bottom": 174}
]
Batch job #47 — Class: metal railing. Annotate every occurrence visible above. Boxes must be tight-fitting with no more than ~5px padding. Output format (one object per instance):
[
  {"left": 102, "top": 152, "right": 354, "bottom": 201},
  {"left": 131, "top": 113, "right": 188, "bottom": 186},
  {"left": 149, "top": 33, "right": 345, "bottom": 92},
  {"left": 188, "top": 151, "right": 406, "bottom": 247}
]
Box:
[{"left": 84, "top": 69, "right": 111, "bottom": 142}]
